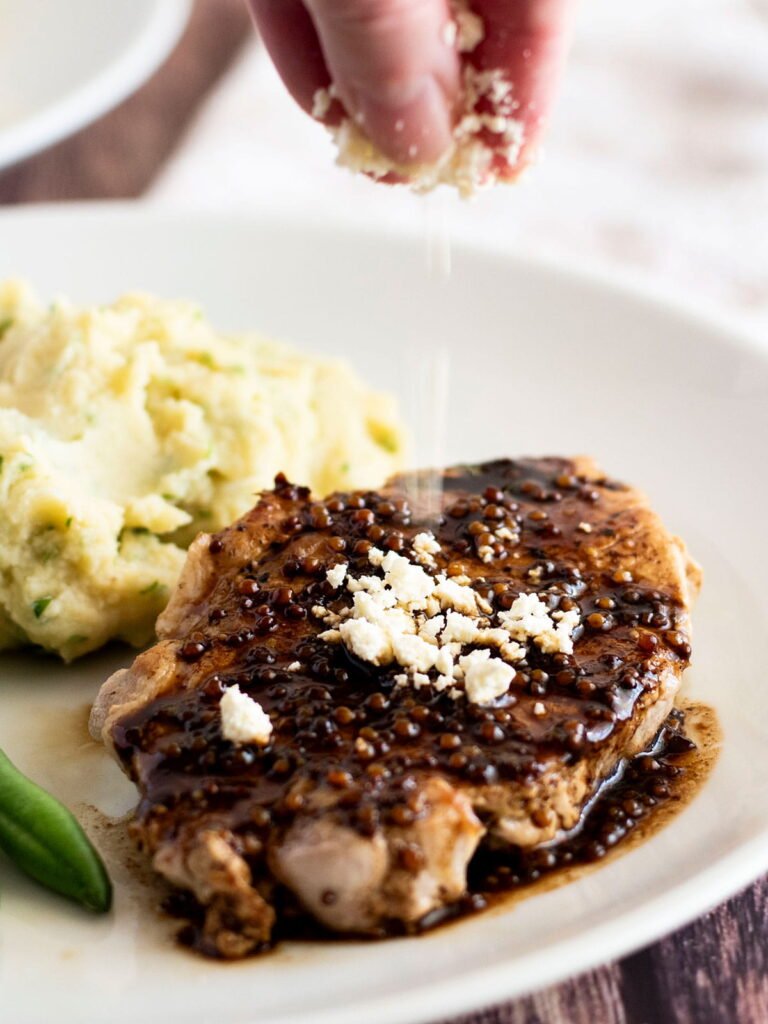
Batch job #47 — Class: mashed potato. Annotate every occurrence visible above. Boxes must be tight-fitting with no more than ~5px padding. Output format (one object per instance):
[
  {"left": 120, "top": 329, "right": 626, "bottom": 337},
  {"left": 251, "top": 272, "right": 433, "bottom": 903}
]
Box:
[{"left": 0, "top": 281, "right": 405, "bottom": 661}]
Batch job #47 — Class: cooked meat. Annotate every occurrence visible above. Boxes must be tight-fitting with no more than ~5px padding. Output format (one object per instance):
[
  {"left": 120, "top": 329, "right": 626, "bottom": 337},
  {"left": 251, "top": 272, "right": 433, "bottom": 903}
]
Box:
[{"left": 91, "top": 457, "right": 699, "bottom": 957}]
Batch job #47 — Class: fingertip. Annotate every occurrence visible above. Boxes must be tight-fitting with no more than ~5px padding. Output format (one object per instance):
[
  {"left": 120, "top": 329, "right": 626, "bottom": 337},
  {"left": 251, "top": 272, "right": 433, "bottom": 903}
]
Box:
[
  {"left": 356, "top": 75, "right": 455, "bottom": 166},
  {"left": 304, "top": 0, "right": 460, "bottom": 165},
  {"left": 249, "top": 0, "right": 330, "bottom": 115}
]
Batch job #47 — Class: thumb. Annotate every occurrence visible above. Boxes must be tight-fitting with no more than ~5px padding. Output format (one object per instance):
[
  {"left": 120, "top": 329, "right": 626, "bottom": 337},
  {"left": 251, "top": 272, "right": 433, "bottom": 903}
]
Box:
[{"left": 304, "top": 0, "right": 460, "bottom": 165}]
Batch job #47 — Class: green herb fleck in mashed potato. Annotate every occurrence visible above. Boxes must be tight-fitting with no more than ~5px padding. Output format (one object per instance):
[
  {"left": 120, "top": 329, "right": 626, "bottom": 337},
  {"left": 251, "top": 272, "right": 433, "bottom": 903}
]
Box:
[{"left": 0, "top": 281, "right": 405, "bottom": 661}]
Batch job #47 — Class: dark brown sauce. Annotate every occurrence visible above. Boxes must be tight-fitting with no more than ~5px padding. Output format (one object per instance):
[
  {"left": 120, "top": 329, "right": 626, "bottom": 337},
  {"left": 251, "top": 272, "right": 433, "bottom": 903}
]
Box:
[
  {"left": 430, "top": 700, "right": 721, "bottom": 930},
  {"left": 162, "top": 701, "right": 719, "bottom": 956},
  {"left": 110, "top": 459, "right": 707, "bottom": 959}
]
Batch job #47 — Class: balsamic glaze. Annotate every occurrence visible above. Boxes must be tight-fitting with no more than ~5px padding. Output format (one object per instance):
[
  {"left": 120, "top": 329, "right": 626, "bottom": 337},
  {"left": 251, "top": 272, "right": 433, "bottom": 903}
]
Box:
[{"left": 110, "top": 458, "right": 707, "bottom": 958}]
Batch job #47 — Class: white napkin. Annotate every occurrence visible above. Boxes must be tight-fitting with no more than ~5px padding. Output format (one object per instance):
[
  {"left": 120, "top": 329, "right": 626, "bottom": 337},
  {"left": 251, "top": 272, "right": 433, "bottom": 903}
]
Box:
[{"left": 150, "top": 0, "right": 768, "bottom": 332}]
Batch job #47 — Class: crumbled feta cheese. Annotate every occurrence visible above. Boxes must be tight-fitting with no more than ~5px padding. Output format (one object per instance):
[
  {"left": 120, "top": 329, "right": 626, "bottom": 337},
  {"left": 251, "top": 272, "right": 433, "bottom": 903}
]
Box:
[
  {"left": 534, "top": 630, "right": 567, "bottom": 655},
  {"left": 325, "top": 562, "right": 348, "bottom": 589},
  {"left": 496, "top": 526, "right": 518, "bottom": 543},
  {"left": 220, "top": 686, "right": 273, "bottom": 745},
  {"left": 315, "top": 531, "right": 581, "bottom": 702},
  {"left": 434, "top": 646, "right": 455, "bottom": 677},
  {"left": 548, "top": 607, "right": 582, "bottom": 654},
  {"left": 553, "top": 608, "right": 581, "bottom": 629},
  {"left": 453, "top": 0, "right": 485, "bottom": 52},
  {"left": 478, "top": 545, "right": 494, "bottom": 564},
  {"left": 577, "top": 522, "right": 592, "bottom": 533},
  {"left": 339, "top": 618, "right": 392, "bottom": 665},
  {"left": 533, "top": 701, "right": 547, "bottom": 717},
  {"left": 312, "top": 87, "right": 333, "bottom": 120},
  {"left": 433, "top": 577, "right": 478, "bottom": 615},
  {"left": 351, "top": 590, "right": 400, "bottom": 624},
  {"left": 347, "top": 573, "right": 387, "bottom": 595},
  {"left": 412, "top": 531, "right": 441, "bottom": 568},
  {"left": 460, "top": 649, "right": 515, "bottom": 705},
  {"left": 442, "top": 610, "right": 480, "bottom": 644},
  {"left": 392, "top": 633, "right": 439, "bottom": 673},
  {"left": 367, "top": 547, "right": 385, "bottom": 567},
  {"left": 419, "top": 613, "right": 445, "bottom": 644},
  {"left": 499, "top": 593, "right": 554, "bottom": 638},
  {"left": 501, "top": 641, "right": 526, "bottom": 663},
  {"left": 312, "top": 0, "right": 522, "bottom": 198},
  {"left": 287, "top": 661, "right": 302, "bottom": 671},
  {"left": 379, "top": 550, "right": 435, "bottom": 609},
  {"left": 312, "top": 604, "right": 338, "bottom": 623},
  {"left": 475, "top": 627, "right": 513, "bottom": 647},
  {"left": 499, "top": 592, "right": 579, "bottom": 655}
]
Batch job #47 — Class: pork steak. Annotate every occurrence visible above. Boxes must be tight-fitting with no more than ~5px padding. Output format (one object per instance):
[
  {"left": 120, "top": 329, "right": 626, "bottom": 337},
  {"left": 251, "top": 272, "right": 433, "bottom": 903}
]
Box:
[{"left": 91, "top": 457, "right": 699, "bottom": 958}]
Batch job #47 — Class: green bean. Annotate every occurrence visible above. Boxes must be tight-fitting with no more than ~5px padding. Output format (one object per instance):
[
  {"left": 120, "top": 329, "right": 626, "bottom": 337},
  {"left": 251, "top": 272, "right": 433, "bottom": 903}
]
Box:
[{"left": 0, "top": 748, "right": 112, "bottom": 913}]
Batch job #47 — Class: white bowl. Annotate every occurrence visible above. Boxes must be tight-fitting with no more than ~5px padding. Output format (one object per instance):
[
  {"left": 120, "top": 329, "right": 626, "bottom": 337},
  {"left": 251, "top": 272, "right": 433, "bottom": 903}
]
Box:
[{"left": 0, "top": 1, "right": 190, "bottom": 169}]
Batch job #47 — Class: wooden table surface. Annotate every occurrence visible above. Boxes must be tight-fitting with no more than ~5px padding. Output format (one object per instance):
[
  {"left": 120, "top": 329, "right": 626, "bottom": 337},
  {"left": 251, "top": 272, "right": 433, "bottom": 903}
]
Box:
[{"left": 1, "top": 3, "right": 766, "bottom": 1021}]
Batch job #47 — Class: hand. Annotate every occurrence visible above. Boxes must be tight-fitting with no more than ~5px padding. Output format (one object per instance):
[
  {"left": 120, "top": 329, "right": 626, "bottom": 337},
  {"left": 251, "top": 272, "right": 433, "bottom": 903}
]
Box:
[{"left": 248, "top": 0, "right": 574, "bottom": 173}]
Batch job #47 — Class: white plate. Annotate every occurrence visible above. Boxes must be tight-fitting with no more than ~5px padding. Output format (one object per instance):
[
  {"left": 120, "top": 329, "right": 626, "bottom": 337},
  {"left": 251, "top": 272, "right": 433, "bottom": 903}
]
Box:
[
  {"left": 0, "top": 205, "right": 766, "bottom": 1024},
  {"left": 0, "top": 0, "right": 190, "bottom": 170}
]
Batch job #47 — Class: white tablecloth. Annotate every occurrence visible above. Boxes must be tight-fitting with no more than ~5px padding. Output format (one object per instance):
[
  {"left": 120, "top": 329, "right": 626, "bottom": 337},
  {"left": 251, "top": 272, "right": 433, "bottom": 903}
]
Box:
[{"left": 150, "top": 0, "right": 768, "bottom": 334}]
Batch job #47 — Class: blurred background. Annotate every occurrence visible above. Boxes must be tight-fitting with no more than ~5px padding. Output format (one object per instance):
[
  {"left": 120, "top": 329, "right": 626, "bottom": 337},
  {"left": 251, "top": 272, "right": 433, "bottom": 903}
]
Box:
[{"left": 0, "top": 0, "right": 766, "bottom": 333}]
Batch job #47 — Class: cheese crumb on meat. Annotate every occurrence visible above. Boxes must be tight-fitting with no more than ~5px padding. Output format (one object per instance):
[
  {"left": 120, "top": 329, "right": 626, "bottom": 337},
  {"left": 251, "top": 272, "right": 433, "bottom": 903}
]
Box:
[
  {"left": 433, "top": 578, "right": 478, "bottom": 615},
  {"left": 338, "top": 618, "right": 392, "bottom": 665},
  {"left": 220, "top": 685, "right": 273, "bottom": 745},
  {"left": 460, "top": 649, "right": 515, "bottom": 705},
  {"left": 499, "top": 593, "right": 580, "bottom": 655},
  {"left": 313, "top": 540, "right": 582, "bottom": 707},
  {"left": 442, "top": 610, "right": 480, "bottom": 644},
  {"left": 412, "top": 531, "right": 441, "bottom": 568},
  {"left": 379, "top": 550, "right": 435, "bottom": 609},
  {"left": 325, "top": 562, "right": 348, "bottom": 589}
]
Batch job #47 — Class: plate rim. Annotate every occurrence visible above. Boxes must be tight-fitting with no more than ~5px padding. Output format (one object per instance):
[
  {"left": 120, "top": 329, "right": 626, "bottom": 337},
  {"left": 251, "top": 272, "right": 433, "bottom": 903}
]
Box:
[
  {"left": 1, "top": 201, "right": 767, "bottom": 1024},
  {"left": 1, "top": 198, "right": 765, "bottom": 361},
  {"left": 0, "top": 1, "right": 191, "bottom": 170}
]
